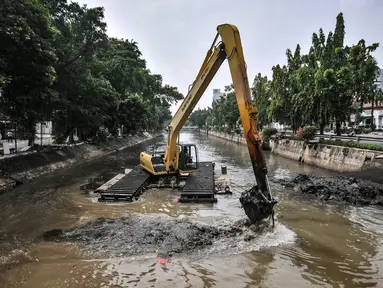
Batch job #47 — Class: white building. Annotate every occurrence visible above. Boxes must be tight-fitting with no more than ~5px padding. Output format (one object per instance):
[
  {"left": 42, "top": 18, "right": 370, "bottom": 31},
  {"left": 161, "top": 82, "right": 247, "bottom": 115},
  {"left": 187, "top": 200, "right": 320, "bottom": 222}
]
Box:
[
  {"left": 212, "top": 89, "right": 224, "bottom": 103},
  {"left": 35, "top": 121, "right": 53, "bottom": 136},
  {"left": 377, "top": 68, "right": 383, "bottom": 91}
]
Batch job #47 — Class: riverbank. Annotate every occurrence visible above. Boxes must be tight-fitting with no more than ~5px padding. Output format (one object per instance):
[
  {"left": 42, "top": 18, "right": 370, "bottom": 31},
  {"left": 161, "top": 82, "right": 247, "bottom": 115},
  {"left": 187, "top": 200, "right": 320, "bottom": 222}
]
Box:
[
  {"left": 270, "top": 138, "right": 383, "bottom": 184},
  {"left": 202, "top": 129, "right": 381, "bottom": 165},
  {"left": 0, "top": 132, "right": 159, "bottom": 193},
  {"left": 201, "top": 129, "right": 247, "bottom": 145}
]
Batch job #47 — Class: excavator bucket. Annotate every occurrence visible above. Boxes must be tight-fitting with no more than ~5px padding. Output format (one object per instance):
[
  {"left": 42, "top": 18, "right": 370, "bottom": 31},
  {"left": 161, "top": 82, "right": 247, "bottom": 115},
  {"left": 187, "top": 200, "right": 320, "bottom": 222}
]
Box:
[{"left": 239, "top": 186, "right": 277, "bottom": 224}]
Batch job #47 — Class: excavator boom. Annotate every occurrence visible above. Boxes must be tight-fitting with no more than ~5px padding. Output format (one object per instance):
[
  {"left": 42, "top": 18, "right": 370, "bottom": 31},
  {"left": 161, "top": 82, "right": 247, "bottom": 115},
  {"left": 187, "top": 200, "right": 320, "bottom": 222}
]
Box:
[{"left": 163, "top": 24, "right": 277, "bottom": 223}]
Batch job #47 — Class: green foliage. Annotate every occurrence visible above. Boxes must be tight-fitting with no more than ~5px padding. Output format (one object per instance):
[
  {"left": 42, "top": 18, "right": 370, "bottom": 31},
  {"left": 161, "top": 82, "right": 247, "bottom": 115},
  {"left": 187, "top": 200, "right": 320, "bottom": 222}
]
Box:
[
  {"left": 252, "top": 73, "right": 271, "bottom": 129},
  {"left": 0, "top": 0, "right": 183, "bottom": 144},
  {"left": 189, "top": 108, "right": 210, "bottom": 128},
  {"left": 261, "top": 128, "right": 278, "bottom": 140},
  {"left": 297, "top": 126, "right": 317, "bottom": 141},
  {"left": 191, "top": 85, "right": 240, "bottom": 130},
  {"left": 224, "top": 127, "right": 232, "bottom": 134},
  {"left": 363, "top": 128, "right": 372, "bottom": 134},
  {"left": 325, "top": 140, "right": 383, "bottom": 151},
  {"left": 0, "top": 0, "right": 57, "bottom": 144},
  {"left": 262, "top": 13, "right": 380, "bottom": 136},
  {"left": 324, "top": 127, "right": 331, "bottom": 132}
]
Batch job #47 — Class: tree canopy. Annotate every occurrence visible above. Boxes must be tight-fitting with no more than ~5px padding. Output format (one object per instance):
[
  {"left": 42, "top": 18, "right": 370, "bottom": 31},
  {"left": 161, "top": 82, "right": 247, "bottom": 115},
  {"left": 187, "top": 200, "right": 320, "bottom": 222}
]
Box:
[
  {"left": 189, "top": 13, "right": 381, "bottom": 136},
  {"left": 0, "top": 0, "right": 183, "bottom": 144}
]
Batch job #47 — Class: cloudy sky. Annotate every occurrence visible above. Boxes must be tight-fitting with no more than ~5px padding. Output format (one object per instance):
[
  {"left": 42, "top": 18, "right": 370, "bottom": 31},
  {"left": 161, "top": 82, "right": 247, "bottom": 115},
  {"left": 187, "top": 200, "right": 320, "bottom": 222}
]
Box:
[{"left": 76, "top": 0, "right": 383, "bottom": 114}]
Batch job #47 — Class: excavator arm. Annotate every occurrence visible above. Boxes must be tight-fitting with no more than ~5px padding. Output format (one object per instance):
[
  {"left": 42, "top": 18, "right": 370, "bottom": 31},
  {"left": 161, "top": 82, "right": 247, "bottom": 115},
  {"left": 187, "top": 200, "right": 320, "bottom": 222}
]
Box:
[{"left": 164, "top": 24, "right": 277, "bottom": 223}]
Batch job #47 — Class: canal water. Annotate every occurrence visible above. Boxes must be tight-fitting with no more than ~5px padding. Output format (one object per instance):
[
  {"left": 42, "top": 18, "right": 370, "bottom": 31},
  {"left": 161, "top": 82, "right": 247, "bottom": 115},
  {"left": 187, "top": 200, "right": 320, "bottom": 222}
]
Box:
[{"left": 1, "top": 132, "right": 383, "bottom": 287}]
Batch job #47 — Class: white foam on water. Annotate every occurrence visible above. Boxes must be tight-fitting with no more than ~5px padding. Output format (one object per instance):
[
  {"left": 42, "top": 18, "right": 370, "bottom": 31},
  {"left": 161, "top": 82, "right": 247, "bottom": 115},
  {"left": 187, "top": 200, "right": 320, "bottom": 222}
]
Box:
[{"left": 0, "top": 248, "right": 33, "bottom": 266}]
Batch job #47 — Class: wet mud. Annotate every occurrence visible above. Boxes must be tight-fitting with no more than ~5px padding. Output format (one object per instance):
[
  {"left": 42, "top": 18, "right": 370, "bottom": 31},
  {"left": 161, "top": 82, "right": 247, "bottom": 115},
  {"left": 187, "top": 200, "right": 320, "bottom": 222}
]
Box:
[
  {"left": 79, "top": 171, "right": 116, "bottom": 192},
  {"left": 41, "top": 215, "right": 270, "bottom": 258},
  {"left": 239, "top": 186, "right": 277, "bottom": 223},
  {"left": 272, "top": 173, "right": 383, "bottom": 206}
]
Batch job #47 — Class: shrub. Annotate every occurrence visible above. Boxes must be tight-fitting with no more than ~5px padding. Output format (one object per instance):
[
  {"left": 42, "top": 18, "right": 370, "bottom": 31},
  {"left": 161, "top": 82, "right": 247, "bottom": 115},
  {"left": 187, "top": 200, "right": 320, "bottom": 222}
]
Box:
[
  {"left": 261, "top": 128, "right": 278, "bottom": 143},
  {"left": 261, "top": 128, "right": 278, "bottom": 139},
  {"left": 324, "top": 127, "right": 331, "bottom": 132},
  {"left": 92, "top": 129, "right": 108, "bottom": 143},
  {"left": 296, "top": 125, "right": 317, "bottom": 141},
  {"left": 53, "top": 135, "right": 66, "bottom": 144},
  {"left": 363, "top": 128, "right": 372, "bottom": 134},
  {"left": 325, "top": 140, "right": 383, "bottom": 151},
  {"left": 234, "top": 128, "right": 241, "bottom": 134},
  {"left": 224, "top": 127, "right": 232, "bottom": 134},
  {"left": 354, "top": 127, "right": 362, "bottom": 134}
]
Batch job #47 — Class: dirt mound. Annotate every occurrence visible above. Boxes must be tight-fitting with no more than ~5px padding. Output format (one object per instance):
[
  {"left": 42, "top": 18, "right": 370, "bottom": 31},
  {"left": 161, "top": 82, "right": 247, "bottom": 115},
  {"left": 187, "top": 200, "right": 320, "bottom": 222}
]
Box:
[
  {"left": 272, "top": 173, "right": 383, "bottom": 206},
  {"left": 41, "top": 215, "right": 270, "bottom": 257},
  {"left": 79, "top": 172, "right": 117, "bottom": 192}
]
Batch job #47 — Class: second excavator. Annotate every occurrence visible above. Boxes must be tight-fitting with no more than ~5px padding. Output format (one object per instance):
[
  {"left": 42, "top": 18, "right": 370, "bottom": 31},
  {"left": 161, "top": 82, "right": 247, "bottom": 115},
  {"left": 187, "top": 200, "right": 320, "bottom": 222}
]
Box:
[{"left": 97, "top": 24, "right": 277, "bottom": 224}]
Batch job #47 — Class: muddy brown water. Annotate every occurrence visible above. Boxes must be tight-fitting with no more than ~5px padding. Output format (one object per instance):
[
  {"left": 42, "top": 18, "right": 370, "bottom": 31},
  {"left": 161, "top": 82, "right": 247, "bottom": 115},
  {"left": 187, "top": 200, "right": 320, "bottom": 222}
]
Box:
[{"left": 1, "top": 132, "right": 383, "bottom": 288}]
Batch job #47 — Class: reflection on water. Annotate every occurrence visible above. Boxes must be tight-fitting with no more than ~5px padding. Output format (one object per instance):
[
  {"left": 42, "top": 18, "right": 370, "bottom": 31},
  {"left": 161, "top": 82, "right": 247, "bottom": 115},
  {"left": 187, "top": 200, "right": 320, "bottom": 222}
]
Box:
[{"left": 1, "top": 132, "right": 383, "bottom": 287}]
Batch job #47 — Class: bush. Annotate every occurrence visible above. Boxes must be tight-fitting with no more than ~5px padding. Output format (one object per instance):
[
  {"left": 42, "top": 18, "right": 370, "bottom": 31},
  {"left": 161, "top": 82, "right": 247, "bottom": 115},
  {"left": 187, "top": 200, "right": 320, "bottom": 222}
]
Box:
[
  {"left": 224, "top": 127, "right": 232, "bottom": 134},
  {"left": 363, "top": 128, "right": 372, "bottom": 134},
  {"left": 296, "top": 125, "right": 317, "bottom": 141},
  {"left": 92, "top": 129, "right": 108, "bottom": 143},
  {"left": 261, "top": 128, "right": 278, "bottom": 139},
  {"left": 354, "top": 127, "right": 362, "bottom": 134},
  {"left": 324, "top": 127, "right": 331, "bottom": 132},
  {"left": 234, "top": 128, "right": 241, "bottom": 134},
  {"left": 325, "top": 140, "right": 383, "bottom": 151},
  {"left": 261, "top": 128, "right": 278, "bottom": 143},
  {"left": 53, "top": 135, "right": 66, "bottom": 144}
]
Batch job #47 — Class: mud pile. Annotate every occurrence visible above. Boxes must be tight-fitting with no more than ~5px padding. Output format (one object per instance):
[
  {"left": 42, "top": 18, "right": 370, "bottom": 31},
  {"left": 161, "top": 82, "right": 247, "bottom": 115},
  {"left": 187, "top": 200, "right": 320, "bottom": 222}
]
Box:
[
  {"left": 41, "top": 216, "right": 270, "bottom": 257},
  {"left": 272, "top": 173, "right": 383, "bottom": 206},
  {"left": 79, "top": 172, "right": 116, "bottom": 192}
]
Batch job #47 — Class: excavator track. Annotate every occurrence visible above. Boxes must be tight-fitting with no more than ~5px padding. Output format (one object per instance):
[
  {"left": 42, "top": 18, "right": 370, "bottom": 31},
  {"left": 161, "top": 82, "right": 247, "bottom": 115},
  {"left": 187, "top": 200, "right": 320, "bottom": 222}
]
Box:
[
  {"left": 98, "top": 166, "right": 151, "bottom": 202},
  {"left": 179, "top": 162, "right": 217, "bottom": 203}
]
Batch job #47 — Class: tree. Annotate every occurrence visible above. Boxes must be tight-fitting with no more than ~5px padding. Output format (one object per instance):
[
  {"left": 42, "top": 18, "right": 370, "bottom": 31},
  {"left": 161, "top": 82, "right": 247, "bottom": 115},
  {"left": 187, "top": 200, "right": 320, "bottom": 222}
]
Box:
[
  {"left": 221, "top": 85, "right": 240, "bottom": 129},
  {"left": 256, "top": 12, "right": 379, "bottom": 136},
  {"left": 348, "top": 40, "right": 380, "bottom": 130},
  {"left": 252, "top": 73, "right": 271, "bottom": 130},
  {"left": 189, "top": 108, "right": 210, "bottom": 128},
  {"left": 45, "top": 0, "right": 183, "bottom": 141},
  {"left": 0, "top": 0, "right": 57, "bottom": 144},
  {"left": 268, "top": 64, "right": 291, "bottom": 128}
]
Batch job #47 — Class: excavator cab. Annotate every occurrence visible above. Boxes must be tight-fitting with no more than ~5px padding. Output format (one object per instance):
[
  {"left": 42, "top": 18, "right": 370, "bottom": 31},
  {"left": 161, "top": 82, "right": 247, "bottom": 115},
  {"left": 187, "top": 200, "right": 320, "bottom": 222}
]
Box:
[
  {"left": 178, "top": 144, "right": 198, "bottom": 172},
  {"left": 141, "top": 143, "right": 199, "bottom": 175}
]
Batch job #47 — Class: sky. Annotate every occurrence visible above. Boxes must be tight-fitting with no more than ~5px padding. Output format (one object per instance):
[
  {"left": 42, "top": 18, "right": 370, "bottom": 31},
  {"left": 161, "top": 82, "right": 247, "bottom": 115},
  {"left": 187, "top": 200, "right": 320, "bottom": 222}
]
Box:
[{"left": 75, "top": 0, "right": 383, "bottom": 115}]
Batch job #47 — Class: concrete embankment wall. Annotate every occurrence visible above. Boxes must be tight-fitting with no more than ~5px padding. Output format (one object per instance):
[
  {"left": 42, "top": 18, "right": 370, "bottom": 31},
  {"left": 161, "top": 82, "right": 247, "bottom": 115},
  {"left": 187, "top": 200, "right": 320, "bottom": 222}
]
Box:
[
  {"left": 0, "top": 132, "right": 159, "bottom": 192},
  {"left": 269, "top": 139, "right": 382, "bottom": 172},
  {"left": 201, "top": 129, "right": 383, "bottom": 176},
  {"left": 201, "top": 130, "right": 247, "bottom": 145}
]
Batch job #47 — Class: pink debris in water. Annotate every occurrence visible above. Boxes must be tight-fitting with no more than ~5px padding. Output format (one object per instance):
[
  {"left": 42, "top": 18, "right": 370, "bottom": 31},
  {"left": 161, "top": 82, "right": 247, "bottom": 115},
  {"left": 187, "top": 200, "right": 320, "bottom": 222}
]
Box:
[{"left": 157, "top": 256, "right": 169, "bottom": 264}]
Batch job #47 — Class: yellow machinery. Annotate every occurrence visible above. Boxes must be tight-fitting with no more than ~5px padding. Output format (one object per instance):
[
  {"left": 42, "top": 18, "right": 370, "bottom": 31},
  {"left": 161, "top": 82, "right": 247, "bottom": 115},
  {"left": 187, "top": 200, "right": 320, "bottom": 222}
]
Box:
[{"left": 139, "top": 24, "right": 277, "bottom": 223}]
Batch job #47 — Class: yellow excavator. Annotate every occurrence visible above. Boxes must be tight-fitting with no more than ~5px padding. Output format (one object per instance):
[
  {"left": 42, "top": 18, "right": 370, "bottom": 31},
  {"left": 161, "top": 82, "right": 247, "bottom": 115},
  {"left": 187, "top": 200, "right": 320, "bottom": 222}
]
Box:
[{"left": 139, "top": 24, "right": 277, "bottom": 224}]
